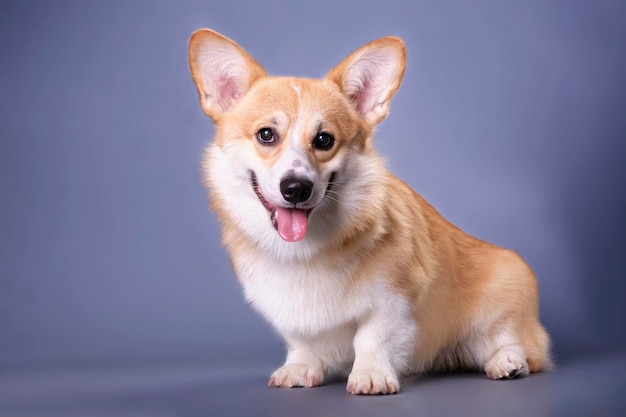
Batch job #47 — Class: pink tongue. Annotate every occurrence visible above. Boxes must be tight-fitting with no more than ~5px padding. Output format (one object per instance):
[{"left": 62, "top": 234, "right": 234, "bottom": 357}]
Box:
[{"left": 275, "top": 207, "right": 308, "bottom": 242}]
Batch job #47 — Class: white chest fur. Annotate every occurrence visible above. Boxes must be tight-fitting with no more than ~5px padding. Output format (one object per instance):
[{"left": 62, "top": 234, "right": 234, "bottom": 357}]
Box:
[
  {"left": 238, "top": 255, "right": 371, "bottom": 338},
  {"left": 236, "top": 251, "right": 418, "bottom": 374}
]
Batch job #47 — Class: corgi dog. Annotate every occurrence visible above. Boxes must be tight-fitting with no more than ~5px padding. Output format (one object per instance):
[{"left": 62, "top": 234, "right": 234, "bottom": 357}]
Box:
[{"left": 188, "top": 29, "right": 552, "bottom": 395}]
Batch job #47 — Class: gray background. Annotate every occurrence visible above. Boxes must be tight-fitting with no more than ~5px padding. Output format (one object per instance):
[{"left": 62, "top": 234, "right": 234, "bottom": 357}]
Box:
[{"left": 1, "top": 0, "right": 625, "bottom": 416}]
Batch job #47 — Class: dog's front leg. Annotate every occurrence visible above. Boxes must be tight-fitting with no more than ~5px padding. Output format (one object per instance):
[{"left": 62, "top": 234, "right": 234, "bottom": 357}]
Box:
[
  {"left": 268, "top": 339, "right": 327, "bottom": 388},
  {"left": 347, "top": 308, "right": 414, "bottom": 395}
]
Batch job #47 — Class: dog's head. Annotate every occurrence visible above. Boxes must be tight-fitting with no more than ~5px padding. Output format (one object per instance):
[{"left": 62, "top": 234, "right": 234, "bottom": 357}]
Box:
[{"left": 189, "top": 29, "right": 405, "bottom": 251}]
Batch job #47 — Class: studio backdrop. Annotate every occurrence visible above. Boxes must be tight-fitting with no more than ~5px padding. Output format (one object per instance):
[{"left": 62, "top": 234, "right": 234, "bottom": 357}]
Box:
[{"left": 1, "top": 0, "right": 625, "bottom": 368}]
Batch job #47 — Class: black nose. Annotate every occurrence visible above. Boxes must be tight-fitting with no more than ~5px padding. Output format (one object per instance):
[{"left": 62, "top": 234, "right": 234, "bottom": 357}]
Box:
[{"left": 280, "top": 176, "right": 313, "bottom": 204}]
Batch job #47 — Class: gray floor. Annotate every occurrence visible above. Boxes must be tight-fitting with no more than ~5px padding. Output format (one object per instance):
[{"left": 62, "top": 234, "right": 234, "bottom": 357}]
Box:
[{"left": 1, "top": 350, "right": 624, "bottom": 417}]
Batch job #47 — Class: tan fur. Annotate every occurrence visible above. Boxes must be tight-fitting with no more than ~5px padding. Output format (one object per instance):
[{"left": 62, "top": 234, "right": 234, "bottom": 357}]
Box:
[{"left": 189, "top": 28, "right": 552, "bottom": 395}]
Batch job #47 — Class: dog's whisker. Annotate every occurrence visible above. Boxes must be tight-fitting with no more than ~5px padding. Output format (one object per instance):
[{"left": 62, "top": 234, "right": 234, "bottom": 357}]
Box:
[
  {"left": 327, "top": 182, "right": 345, "bottom": 189},
  {"left": 323, "top": 190, "right": 342, "bottom": 200},
  {"left": 322, "top": 195, "right": 341, "bottom": 204}
]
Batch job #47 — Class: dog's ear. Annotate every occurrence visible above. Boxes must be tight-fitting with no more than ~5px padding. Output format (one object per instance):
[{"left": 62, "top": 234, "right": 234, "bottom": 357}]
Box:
[
  {"left": 189, "top": 29, "right": 267, "bottom": 121},
  {"left": 327, "top": 37, "right": 406, "bottom": 126}
]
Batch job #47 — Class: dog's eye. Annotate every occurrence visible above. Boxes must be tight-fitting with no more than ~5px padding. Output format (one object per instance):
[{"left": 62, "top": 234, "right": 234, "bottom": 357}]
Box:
[
  {"left": 257, "top": 128, "right": 276, "bottom": 145},
  {"left": 312, "top": 132, "right": 334, "bottom": 151}
]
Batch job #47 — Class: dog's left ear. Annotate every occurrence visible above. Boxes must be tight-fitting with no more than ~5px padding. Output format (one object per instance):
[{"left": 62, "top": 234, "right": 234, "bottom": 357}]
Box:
[{"left": 327, "top": 37, "right": 406, "bottom": 126}]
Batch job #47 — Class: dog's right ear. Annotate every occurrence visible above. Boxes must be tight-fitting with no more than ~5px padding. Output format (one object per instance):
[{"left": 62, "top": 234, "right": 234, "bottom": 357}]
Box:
[{"left": 188, "top": 29, "right": 267, "bottom": 121}]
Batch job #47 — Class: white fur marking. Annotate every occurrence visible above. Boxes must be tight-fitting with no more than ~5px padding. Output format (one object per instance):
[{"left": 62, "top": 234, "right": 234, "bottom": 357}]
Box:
[{"left": 289, "top": 82, "right": 304, "bottom": 149}]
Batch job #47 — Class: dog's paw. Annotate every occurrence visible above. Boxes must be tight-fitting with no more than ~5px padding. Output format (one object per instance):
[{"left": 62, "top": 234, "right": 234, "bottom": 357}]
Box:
[
  {"left": 485, "top": 349, "right": 529, "bottom": 380},
  {"left": 268, "top": 363, "right": 325, "bottom": 388},
  {"left": 346, "top": 369, "right": 399, "bottom": 395}
]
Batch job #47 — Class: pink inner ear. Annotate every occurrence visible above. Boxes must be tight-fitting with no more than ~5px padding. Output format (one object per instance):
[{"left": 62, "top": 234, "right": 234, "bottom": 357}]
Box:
[
  {"left": 347, "top": 61, "right": 389, "bottom": 117},
  {"left": 342, "top": 47, "right": 400, "bottom": 120},
  {"left": 218, "top": 76, "right": 244, "bottom": 111},
  {"left": 351, "top": 79, "right": 373, "bottom": 116}
]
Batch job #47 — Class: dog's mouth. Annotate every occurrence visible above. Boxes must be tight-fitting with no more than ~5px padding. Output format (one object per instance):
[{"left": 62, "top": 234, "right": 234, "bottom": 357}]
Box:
[{"left": 250, "top": 171, "right": 335, "bottom": 243}]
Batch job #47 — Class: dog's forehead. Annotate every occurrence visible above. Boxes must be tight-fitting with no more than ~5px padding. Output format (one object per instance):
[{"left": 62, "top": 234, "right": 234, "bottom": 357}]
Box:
[{"left": 245, "top": 77, "right": 348, "bottom": 119}]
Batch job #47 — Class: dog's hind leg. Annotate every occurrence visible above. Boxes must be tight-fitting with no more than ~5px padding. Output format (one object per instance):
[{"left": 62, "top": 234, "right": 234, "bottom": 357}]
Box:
[
  {"left": 484, "top": 342, "right": 529, "bottom": 380},
  {"left": 477, "top": 319, "right": 551, "bottom": 380}
]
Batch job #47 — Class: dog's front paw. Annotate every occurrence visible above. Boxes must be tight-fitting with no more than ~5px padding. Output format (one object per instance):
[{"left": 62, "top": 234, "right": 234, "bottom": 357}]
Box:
[
  {"left": 485, "top": 348, "right": 529, "bottom": 380},
  {"left": 347, "top": 369, "right": 399, "bottom": 395},
  {"left": 268, "top": 363, "right": 325, "bottom": 388}
]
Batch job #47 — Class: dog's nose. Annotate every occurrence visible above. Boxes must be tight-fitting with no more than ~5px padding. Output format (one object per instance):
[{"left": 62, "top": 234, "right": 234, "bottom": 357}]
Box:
[{"left": 280, "top": 177, "right": 313, "bottom": 204}]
